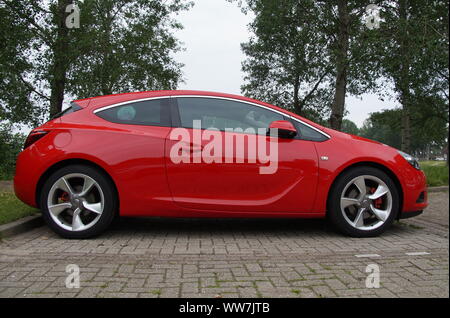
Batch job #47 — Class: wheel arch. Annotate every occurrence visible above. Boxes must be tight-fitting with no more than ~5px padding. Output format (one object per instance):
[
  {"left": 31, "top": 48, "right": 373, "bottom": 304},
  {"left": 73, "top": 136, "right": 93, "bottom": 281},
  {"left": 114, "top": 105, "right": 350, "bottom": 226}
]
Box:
[
  {"left": 326, "top": 161, "right": 404, "bottom": 218},
  {"left": 35, "top": 158, "right": 120, "bottom": 211}
]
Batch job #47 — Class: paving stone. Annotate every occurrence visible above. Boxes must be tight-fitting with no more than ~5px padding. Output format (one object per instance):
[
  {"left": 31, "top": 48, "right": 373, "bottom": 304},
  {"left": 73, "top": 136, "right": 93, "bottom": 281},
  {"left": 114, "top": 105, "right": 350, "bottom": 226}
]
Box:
[{"left": 0, "top": 192, "right": 447, "bottom": 298}]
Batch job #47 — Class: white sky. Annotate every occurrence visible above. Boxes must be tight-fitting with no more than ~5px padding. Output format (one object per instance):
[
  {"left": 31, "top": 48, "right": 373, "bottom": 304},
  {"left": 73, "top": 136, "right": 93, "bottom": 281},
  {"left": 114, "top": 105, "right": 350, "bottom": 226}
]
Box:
[{"left": 173, "top": 0, "right": 398, "bottom": 127}]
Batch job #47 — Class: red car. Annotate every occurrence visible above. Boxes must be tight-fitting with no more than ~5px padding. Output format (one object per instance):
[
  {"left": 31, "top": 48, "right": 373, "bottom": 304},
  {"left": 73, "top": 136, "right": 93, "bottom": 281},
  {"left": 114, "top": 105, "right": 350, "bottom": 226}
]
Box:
[{"left": 14, "top": 90, "right": 428, "bottom": 239}]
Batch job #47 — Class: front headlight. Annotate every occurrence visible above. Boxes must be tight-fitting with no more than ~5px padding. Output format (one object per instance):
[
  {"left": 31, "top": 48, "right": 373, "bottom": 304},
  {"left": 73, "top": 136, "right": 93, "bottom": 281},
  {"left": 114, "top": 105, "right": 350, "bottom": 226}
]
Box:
[{"left": 398, "top": 150, "right": 420, "bottom": 170}]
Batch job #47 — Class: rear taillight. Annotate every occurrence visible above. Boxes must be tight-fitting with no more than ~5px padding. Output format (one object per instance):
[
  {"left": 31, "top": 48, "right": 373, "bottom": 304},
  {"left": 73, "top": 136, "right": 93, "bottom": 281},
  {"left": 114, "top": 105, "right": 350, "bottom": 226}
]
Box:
[{"left": 24, "top": 131, "right": 49, "bottom": 149}]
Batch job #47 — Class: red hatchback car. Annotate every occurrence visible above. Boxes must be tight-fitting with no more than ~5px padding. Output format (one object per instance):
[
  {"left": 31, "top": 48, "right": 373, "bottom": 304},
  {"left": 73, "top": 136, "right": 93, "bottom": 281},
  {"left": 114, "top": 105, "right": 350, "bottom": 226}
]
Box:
[{"left": 14, "top": 90, "right": 428, "bottom": 239}]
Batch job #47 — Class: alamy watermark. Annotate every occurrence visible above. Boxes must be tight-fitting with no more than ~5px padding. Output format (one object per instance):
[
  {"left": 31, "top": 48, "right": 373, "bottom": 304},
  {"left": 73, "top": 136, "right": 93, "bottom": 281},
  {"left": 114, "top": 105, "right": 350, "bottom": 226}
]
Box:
[
  {"left": 65, "top": 3, "right": 382, "bottom": 31},
  {"left": 364, "top": 4, "right": 381, "bottom": 30},
  {"left": 365, "top": 264, "right": 380, "bottom": 288},
  {"left": 169, "top": 120, "right": 280, "bottom": 175},
  {"left": 65, "top": 264, "right": 80, "bottom": 289},
  {"left": 65, "top": 1, "right": 82, "bottom": 29}
]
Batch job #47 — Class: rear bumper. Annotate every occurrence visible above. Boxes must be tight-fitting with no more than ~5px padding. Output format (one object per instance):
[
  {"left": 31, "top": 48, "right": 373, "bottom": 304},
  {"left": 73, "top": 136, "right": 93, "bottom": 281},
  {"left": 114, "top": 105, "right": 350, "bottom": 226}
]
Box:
[{"left": 14, "top": 149, "right": 42, "bottom": 208}]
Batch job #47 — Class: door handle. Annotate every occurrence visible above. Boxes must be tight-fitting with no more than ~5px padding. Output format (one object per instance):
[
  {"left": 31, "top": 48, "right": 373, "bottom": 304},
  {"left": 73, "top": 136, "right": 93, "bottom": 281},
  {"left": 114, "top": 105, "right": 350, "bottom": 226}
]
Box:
[{"left": 180, "top": 143, "right": 203, "bottom": 153}]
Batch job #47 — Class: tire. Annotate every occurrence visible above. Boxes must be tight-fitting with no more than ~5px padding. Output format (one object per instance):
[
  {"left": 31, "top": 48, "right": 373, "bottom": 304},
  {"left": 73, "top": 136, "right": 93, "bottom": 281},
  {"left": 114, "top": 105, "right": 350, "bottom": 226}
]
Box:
[
  {"left": 40, "top": 164, "right": 118, "bottom": 239},
  {"left": 328, "top": 166, "right": 400, "bottom": 237}
]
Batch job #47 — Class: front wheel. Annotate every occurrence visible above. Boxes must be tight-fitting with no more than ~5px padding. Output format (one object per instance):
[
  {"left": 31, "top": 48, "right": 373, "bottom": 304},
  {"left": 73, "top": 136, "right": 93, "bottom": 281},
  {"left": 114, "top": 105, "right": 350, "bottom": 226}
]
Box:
[
  {"left": 328, "top": 166, "right": 400, "bottom": 237},
  {"left": 40, "top": 165, "right": 118, "bottom": 239}
]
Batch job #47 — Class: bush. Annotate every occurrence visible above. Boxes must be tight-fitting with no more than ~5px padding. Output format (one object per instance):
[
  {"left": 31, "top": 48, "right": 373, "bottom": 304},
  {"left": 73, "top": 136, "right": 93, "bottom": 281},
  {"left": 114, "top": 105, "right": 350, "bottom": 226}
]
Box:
[{"left": 0, "top": 124, "right": 26, "bottom": 180}]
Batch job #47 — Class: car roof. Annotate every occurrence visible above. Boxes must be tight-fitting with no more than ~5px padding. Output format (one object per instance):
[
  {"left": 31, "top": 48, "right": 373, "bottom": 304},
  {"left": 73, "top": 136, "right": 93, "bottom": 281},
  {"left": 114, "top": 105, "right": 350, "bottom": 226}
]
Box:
[{"left": 75, "top": 90, "right": 278, "bottom": 109}]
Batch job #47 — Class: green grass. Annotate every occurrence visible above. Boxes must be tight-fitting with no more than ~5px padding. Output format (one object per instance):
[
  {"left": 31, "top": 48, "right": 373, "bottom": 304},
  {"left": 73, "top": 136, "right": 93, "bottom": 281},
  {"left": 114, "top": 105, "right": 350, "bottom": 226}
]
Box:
[
  {"left": 0, "top": 192, "right": 39, "bottom": 225},
  {"left": 420, "top": 161, "right": 449, "bottom": 187},
  {"left": 291, "top": 289, "right": 301, "bottom": 295}
]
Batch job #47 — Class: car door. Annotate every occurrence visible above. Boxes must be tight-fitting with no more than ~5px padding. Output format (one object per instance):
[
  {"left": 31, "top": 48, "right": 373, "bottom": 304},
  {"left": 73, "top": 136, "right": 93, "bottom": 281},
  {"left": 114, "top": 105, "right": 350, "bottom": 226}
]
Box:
[{"left": 165, "top": 96, "right": 320, "bottom": 213}]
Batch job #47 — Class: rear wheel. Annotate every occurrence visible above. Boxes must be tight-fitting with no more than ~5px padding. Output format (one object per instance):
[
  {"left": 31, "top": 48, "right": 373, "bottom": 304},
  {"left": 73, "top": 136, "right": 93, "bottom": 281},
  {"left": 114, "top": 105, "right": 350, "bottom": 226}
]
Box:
[
  {"left": 328, "top": 166, "right": 400, "bottom": 237},
  {"left": 40, "top": 165, "right": 117, "bottom": 239}
]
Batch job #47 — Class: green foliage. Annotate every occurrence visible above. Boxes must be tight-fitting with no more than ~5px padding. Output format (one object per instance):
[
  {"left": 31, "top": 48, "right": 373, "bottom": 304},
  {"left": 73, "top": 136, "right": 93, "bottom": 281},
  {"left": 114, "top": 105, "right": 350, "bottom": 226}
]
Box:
[
  {"left": 235, "top": 0, "right": 448, "bottom": 145},
  {"left": 0, "top": 192, "right": 39, "bottom": 225},
  {"left": 236, "top": 0, "right": 382, "bottom": 125},
  {"left": 420, "top": 161, "right": 449, "bottom": 187},
  {"left": 367, "top": 0, "right": 449, "bottom": 152},
  {"left": 409, "top": 94, "right": 449, "bottom": 152},
  {"left": 360, "top": 106, "right": 447, "bottom": 158},
  {"left": 360, "top": 109, "right": 403, "bottom": 149},
  {"left": 0, "top": 0, "right": 192, "bottom": 125},
  {"left": 0, "top": 1, "right": 46, "bottom": 126},
  {"left": 67, "top": 0, "right": 192, "bottom": 98},
  {"left": 341, "top": 119, "right": 360, "bottom": 135},
  {"left": 0, "top": 124, "right": 25, "bottom": 180},
  {"left": 238, "top": 0, "right": 334, "bottom": 121}
]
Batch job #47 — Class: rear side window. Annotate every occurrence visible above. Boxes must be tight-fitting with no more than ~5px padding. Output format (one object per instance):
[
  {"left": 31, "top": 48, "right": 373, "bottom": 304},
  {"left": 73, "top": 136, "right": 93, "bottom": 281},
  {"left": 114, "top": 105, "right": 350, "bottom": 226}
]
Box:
[
  {"left": 95, "top": 98, "right": 171, "bottom": 127},
  {"left": 51, "top": 102, "right": 82, "bottom": 120}
]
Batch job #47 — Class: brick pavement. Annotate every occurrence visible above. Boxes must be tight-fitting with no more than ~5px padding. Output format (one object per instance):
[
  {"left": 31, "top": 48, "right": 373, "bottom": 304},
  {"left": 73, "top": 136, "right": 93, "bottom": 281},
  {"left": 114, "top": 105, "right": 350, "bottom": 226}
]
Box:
[{"left": 0, "top": 192, "right": 448, "bottom": 298}]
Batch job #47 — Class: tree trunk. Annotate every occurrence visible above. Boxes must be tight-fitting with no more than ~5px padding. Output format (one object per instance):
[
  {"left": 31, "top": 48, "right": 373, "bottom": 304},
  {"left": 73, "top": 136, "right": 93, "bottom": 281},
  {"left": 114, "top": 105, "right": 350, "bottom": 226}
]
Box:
[
  {"left": 329, "top": 0, "right": 349, "bottom": 131},
  {"left": 398, "top": 0, "right": 412, "bottom": 153},
  {"left": 49, "top": 0, "right": 72, "bottom": 117},
  {"left": 293, "top": 75, "right": 302, "bottom": 115},
  {"left": 445, "top": 140, "right": 449, "bottom": 167},
  {"left": 100, "top": 8, "right": 113, "bottom": 96},
  {"left": 399, "top": 92, "right": 412, "bottom": 153}
]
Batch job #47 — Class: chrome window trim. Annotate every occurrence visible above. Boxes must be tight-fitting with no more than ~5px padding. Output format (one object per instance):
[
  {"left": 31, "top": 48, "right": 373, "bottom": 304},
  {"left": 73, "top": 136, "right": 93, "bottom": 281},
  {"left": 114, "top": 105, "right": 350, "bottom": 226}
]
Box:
[
  {"left": 174, "top": 95, "right": 331, "bottom": 139},
  {"left": 93, "top": 96, "right": 172, "bottom": 114},
  {"left": 93, "top": 94, "right": 331, "bottom": 139}
]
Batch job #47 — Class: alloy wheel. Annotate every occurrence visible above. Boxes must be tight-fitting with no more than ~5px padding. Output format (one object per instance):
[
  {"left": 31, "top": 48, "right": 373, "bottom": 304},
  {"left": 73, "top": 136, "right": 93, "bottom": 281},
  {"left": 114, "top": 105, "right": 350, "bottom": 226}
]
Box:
[
  {"left": 340, "top": 175, "right": 393, "bottom": 231},
  {"left": 47, "top": 173, "right": 104, "bottom": 232}
]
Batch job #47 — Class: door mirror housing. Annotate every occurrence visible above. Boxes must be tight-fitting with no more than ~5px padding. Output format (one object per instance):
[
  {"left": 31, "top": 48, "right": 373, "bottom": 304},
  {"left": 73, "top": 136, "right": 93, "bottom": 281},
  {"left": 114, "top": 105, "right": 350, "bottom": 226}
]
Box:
[{"left": 268, "top": 120, "right": 297, "bottom": 139}]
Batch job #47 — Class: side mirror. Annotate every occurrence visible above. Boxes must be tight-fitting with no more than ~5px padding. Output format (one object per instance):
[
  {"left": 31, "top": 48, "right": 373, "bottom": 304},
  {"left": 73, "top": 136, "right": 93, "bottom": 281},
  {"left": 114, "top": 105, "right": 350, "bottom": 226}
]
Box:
[{"left": 268, "top": 120, "right": 297, "bottom": 139}]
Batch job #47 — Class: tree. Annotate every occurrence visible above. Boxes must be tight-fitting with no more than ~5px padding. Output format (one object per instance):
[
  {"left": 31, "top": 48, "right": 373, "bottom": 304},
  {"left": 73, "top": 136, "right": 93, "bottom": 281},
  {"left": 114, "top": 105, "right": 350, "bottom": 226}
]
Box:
[
  {"left": 320, "top": 0, "right": 380, "bottom": 130},
  {"left": 408, "top": 94, "right": 448, "bottom": 160},
  {"left": 0, "top": 0, "right": 191, "bottom": 124},
  {"left": 370, "top": 0, "right": 449, "bottom": 153},
  {"left": 360, "top": 109, "right": 403, "bottom": 149},
  {"left": 235, "top": 0, "right": 382, "bottom": 127},
  {"left": 0, "top": 1, "right": 46, "bottom": 126},
  {"left": 67, "top": 0, "right": 191, "bottom": 98},
  {"left": 360, "top": 105, "right": 447, "bottom": 158},
  {"left": 328, "top": 0, "right": 350, "bottom": 130},
  {"left": 0, "top": 0, "right": 78, "bottom": 121},
  {"left": 236, "top": 0, "right": 334, "bottom": 122},
  {"left": 341, "top": 118, "right": 359, "bottom": 135},
  {"left": 48, "top": 0, "right": 74, "bottom": 117}
]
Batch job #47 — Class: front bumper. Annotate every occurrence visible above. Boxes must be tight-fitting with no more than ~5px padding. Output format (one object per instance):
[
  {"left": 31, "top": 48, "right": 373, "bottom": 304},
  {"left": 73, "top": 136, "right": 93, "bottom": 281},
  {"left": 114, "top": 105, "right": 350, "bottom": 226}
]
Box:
[
  {"left": 401, "top": 168, "right": 428, "bottom": 213},
  {"left": 399, "top": 210, "right": 423, "bottom": 219}
]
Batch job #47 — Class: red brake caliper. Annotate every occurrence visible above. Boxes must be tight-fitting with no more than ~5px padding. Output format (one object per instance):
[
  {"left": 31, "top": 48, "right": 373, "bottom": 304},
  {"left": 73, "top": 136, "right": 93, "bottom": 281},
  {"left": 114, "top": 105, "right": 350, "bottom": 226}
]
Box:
[
  {"left": 60, "top": 192, "right": 69, "bottom": 202},
  {"left": 370, "top": 187, "right": 382, "bottom": 209}
]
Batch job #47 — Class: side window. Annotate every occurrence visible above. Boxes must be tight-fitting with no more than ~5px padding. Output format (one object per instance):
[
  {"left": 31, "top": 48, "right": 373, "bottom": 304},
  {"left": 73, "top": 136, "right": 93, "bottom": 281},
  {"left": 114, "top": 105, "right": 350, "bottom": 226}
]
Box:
[
  {"left": 96, "top": 98, "right": 171, "bottom": 127},
  {"left": 293, "top": 120, "right": 328, "bottom": 142},
  {"left": 176, "top": 97, "right": 284, "bottom": 134}
]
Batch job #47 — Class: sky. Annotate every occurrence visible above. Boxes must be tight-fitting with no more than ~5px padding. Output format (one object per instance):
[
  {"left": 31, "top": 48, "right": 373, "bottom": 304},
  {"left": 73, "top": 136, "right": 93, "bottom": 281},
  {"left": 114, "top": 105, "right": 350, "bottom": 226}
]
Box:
[{"left": 173, "top": 0, "right": 399, "bottom": 128}]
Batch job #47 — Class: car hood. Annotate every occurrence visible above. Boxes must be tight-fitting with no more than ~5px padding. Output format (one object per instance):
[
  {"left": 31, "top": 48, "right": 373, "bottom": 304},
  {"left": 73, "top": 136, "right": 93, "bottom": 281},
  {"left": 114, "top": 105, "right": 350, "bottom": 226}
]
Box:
[{"left": 323, "top": 127, "right": 384, "bottom": 146}]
